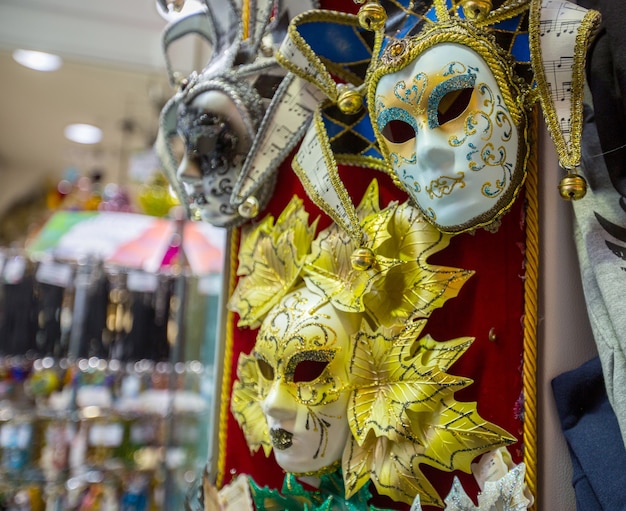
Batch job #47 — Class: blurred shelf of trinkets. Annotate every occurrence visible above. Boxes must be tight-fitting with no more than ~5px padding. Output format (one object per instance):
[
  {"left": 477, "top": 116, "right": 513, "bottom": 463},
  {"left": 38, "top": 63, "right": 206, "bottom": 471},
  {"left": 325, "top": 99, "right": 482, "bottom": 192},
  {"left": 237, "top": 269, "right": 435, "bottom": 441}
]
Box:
[
  {"left": 0, "top": 247, "right": 224, "bottom": 509},
  {"left": 0, "top": 2, "right": 224, "bottom": 509}
]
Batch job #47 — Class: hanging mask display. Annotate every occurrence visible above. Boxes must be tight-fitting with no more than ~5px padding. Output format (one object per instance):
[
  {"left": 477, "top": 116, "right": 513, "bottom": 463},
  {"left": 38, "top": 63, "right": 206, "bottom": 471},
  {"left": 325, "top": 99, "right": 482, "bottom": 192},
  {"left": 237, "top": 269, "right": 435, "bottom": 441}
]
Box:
[
  {"left": 206, "top": 0, "right": 601, "bottom": 509},
  {"left": 228, "top": 182, "right": 518, "bottom": 507}
]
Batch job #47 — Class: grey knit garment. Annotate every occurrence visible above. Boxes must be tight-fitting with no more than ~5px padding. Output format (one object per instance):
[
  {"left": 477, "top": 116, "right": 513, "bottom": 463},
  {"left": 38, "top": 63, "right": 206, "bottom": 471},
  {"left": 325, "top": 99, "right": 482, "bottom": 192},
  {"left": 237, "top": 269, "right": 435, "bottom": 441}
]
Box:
[{"left": 573, "top": 107, "right": 626, "bottom": 448}]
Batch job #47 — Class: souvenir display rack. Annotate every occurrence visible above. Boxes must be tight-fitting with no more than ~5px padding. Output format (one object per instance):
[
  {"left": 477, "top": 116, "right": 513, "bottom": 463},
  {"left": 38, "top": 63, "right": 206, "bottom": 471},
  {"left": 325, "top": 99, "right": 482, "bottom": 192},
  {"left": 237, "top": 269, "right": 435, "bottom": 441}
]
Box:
[{"left": 0, "top": 248, "right": 219, "bottom": 510}]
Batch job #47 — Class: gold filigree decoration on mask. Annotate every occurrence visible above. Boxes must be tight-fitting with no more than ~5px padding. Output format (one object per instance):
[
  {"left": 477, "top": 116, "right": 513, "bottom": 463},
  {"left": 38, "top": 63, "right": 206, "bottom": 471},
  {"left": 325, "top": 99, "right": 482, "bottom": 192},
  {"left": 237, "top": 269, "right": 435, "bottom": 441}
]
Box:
[
  {"left": 426, "top": 174, "right": 467, "bottom": 199},
  {"left": 343, "top": 319, "right": 516, "bottom": 507}
]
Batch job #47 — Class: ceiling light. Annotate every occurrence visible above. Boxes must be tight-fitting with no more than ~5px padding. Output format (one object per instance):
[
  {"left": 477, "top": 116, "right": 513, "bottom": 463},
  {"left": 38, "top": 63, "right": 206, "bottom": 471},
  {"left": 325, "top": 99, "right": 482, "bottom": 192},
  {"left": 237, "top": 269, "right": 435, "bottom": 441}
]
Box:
[
  {"left": 12, "top": 49, "right": 63, "bottom": 72},
  {"left": 64, "top": 123, "right": 103, "bottom": 144}
]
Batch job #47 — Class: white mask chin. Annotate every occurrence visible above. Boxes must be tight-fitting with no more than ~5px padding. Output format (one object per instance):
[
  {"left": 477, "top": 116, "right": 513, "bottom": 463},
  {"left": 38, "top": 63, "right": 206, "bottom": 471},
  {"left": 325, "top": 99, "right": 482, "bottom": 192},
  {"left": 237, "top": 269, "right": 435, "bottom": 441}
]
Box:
[{"left": 374, "top": 42, "right": 527, "bottom": 233}]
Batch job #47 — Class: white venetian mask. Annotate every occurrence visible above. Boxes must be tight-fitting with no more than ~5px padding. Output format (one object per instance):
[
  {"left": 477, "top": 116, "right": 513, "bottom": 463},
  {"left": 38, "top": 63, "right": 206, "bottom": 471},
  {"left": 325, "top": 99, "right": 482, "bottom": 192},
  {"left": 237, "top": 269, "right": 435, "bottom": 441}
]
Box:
[
  {"left": 373, "top": 41, "right": 527, "bottom": 233},
  {"left": 253, "top": 287, "right": 360, "bottom": 475}
]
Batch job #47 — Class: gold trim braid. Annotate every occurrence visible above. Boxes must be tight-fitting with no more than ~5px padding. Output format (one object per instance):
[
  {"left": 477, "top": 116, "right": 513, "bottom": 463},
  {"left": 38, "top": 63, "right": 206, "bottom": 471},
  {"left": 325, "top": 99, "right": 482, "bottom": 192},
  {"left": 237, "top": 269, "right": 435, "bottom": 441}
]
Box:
[
  {"left": 522, "top": 108, "right": 539, "bottom": 508},
  {"left": 216, "top": 227, "right": 240, "bottom": 488}
]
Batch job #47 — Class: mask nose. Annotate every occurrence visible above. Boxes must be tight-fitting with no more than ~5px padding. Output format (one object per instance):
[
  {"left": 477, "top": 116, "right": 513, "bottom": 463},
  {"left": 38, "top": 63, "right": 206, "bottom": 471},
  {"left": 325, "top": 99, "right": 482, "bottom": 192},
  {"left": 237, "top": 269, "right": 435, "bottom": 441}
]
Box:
[
  {"left": 415, "top": 126, "right": 455, "bottom": 169},
  {"left": 262, "top": 379, "right": 296, "bottom": 422},
  {"left": 177, "top": 154, "right": 202, "bottom": 186}
]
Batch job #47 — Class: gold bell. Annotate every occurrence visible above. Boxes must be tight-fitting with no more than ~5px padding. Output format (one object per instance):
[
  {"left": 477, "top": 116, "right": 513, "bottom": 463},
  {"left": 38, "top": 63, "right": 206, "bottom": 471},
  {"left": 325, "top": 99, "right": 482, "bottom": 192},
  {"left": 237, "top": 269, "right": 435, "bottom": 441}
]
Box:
[
  {"left": 358, "top": 1, "right": 387, "bottom": 31},
  {"left": 238, "top": 196, "right": 260, "bottom": 218},
  {"left": 351, "top": 247, "right": 376, "bottom": 271},
  {"left": 461, "top": 0, "right": 492, "bottom": 21},
  {"left": 558, "top": 173, "right": 587, "bottom": 200},
  {"left": 337, "top": 87, "right": 363, "bottom": 115}
]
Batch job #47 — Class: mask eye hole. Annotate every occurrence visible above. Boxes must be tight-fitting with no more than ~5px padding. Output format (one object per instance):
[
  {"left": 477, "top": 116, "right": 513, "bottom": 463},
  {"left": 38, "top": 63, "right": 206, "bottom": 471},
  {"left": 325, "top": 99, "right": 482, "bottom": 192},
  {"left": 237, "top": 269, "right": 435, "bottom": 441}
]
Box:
[
  {"left": 381, "top": 119, "right": 416, "bottom": 144},
  {"left": 437, "top": 87, "right": 473, "bottom": 126},
  {"left": 257, "top": 358, "right": 275, "bottom": 381},
  {"left": 195, "top": 134, "right": 217, "bottom": 156},
  {"left": 292, "top": 359, "right": 330, "bottom": 383}
]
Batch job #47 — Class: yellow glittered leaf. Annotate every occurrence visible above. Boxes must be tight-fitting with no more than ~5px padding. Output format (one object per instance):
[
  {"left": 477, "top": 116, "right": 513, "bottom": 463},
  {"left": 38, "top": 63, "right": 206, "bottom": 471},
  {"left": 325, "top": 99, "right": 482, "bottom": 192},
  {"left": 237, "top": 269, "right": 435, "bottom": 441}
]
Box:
[
  {"left": 353, "top": 179, "right": 382, "bottom": 222},
  {"left": 343, "top": 432, "right": 443, "bottom": 507},
  {"left": 303, "top": 181, "right": 400, "bottom": 313},
  {"left": 373, "top": 201, "right": 451, "bottom": 261},
  {"left": 342, "top": 431, "right": 375, "bottom": 501},
  {"left": 347, "top": 321, "right": 471, "bottom": 445},
  {"left": 231, "top": 353, "right": 272, "bottom": 456},
  {"left": 410, "top": 334, "right": 474, "bottom": 373},
  {"left": 303, "top": 223, "right": 399, "bottom": 313},
  {"left": 236, "top": 214, "right": 275, "bottom": 277},
  {"left": 229, "top": 196, "right": 318, "bottom": 328},
  {"left": 344, "top": 321, "right": 516, "bottom": 507},
  {"left": 407, "top": 399, "right": 516, "bottom": 474},
  {"left": 362, "top": 201, "right": 474, "bottom": 327}
]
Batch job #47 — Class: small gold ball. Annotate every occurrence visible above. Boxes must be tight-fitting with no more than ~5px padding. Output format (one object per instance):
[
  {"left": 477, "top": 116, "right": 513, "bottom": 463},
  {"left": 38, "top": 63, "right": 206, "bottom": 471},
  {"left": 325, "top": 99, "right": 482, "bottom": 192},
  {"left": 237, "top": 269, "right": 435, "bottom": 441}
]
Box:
[
  {"left": 358, "top": 2, "right": 387, "bottom": 31},
  {"left": 461, "top": 0, "right": 492, "bottom": 20},
  {"left": 558, "top": 174, "right": 587, "bottom": 200},
  {"left": 238, "top": 196, "right": 260, "bottom": 218},
  {"left": 351, "top": 247, "right": 376, "bottom": 271},
  {"left": 337, "top": 88, "right": 363, "bottom": 115}
]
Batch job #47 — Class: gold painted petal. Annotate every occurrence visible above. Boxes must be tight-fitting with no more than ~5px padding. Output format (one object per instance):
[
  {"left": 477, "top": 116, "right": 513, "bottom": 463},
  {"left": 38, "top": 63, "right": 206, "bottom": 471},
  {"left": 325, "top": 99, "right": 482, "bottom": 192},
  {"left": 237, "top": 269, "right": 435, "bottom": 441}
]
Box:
[
  {"left": 354, "top": 179, "right": 382, "bottom": 221},
  {"left": 344, "top": 320, "right": 515, "bottom": 503},
  {"left": 303, "top": 220, "right": 401, "bottom": 313},
  {"left": 411, "top": 334, "right": 474, "bottom": 373},
  {"left": 229, "top": 196, "right": 318, "bottom": 328},
  {"left": 360, "top": 200, "right": 474, "bottom": 326},
  {"left": 406, "top": 399, "right": 517, "bottom": 474},
  {"left": 396, "top": 202, "right": 452, "bottom": 261},
  {"left": 236, "top": 214, "right": 274, "bottom": 277},
  {"left": 359, "top": 204, "right": 399, "bottom": 255},
  {"left": 342, "top": 432, "right": 376, "bottom": 501},
  {"left": 343, "top": 432, "right": 443, "bottom": 507},
  {"left": 231, "top": 353, "right": 272, "bottom": 456},
  {"left": 364, "top": 262, "right": 474, "bottom": 327},
  {"left": 347, "top": 322, "right": 472, "bottom": 445},
  {"left": 372, "top": 437, "right": 443, "bottom": 507}
]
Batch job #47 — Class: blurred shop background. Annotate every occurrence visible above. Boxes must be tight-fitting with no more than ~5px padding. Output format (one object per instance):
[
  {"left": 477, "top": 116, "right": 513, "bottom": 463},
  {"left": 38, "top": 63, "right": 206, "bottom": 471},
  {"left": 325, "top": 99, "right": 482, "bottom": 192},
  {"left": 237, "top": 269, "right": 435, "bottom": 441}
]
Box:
[{"left": 0, "top": 1, "right": 224, "bottom": 509}]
